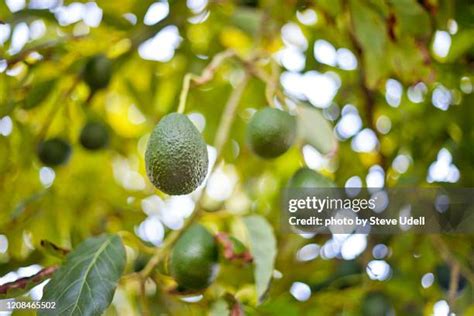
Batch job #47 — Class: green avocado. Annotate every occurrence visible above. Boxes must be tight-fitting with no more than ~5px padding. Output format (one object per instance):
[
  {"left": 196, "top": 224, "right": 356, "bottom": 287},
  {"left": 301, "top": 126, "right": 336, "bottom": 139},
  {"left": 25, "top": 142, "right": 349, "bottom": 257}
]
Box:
[
  {"left": 169, "top": 224, "right": 219, "bottom": 291},
  {"left": 145, "top": 113, "right": 209, "bottom": 195},
  {"left": 37, "top": 138, "right": 72, "bottom": 167},
  {"left": 247, "top": 108, "right": 296, "bottom": 159},
  {"left": 79, "top": 121, "right": 110, "bottom": 150},
  {"left": 288, "top": 167, "right": 336, "bottom": 188},
  {"left": 83, "top": 54, "right": 112, "bottom": 91},
  {"left": 361, "top": 292, "right": 391, "bottom": 316}
]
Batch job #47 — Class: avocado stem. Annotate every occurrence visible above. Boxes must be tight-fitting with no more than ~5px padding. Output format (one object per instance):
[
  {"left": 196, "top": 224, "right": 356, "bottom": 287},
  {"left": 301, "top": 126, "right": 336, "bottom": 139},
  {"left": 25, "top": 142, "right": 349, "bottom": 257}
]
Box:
[{"left": 177, "top": 74, "right": 193, "bottom": 114}]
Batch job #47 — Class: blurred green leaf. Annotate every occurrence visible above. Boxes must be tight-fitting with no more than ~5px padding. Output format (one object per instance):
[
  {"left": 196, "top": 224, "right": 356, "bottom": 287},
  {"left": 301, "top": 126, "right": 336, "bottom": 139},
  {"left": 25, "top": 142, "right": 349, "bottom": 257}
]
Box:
[
  {"left": 350, "top": 0, "right": 389, "bottom": 87},
  {"left": 23, "top": 79, "right": 57, "bottom": 109},
  {"left": 243, "top": 215, "right": 276, "bottom": 303},
  {"left": 296, "top": 104, "right": 337, "bottom": 155}
]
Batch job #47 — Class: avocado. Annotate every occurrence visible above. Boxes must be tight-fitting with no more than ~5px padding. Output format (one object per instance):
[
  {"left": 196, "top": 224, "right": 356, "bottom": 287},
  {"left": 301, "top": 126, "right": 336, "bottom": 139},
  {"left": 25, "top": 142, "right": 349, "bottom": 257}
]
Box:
[
  {"left": 145, "top": 113, "right": 208, "bottom": 195},
  {"left": 79, "top": 121, "right": 109, "bottom": 150},
  {"left": 361, "top": 292, "right": 391, "bottom": 316},
  {"left": 83, "top": 54, "right": 112, "bottom": 91},
  {"left": 169, "top": 224, "right": 219, "bottom": 290},
  {"left": 288, "top": 167, "right": 336, "bottom": 188},
  {"left": 37, "top": 138, "right": 72, "bottom": 167},
  {"left": 247, "top": 108, "right": 296, "bottom": 159}
]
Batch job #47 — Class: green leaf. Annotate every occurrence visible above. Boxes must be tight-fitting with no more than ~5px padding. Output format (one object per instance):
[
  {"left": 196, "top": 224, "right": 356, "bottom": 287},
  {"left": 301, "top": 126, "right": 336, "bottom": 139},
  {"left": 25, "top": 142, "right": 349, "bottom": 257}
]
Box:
[
  {"left": 390, "top": 0, "right": 432, "bottom": 39},
  {"left": 349, "top": 0, "right": 389, "bottom": 87},
  {"left": 296, "top": 104, "right": 337, "bottom": 155},
  {"left": 243, "top": 215, "right": 277, "bottom": 303},
  {"left": 209, "top": 299, "right": 229, "bottom": 316},
  {"left": 23, "top": 79, "right": 56, "bottom": 109},
  {"left": 231, "top": 8, "right": 263, "bottom": 34},
  {"left": 39, "top": 235, "right": 126, "bottom": 316}
]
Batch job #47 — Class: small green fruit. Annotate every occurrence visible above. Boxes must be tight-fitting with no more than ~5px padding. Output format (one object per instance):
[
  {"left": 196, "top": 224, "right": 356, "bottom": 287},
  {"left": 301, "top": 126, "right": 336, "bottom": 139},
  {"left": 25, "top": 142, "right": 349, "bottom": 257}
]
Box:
[
  {"left": 169, "top": 224, "right": 219, "bottom": 291},
  {"left": 145, "top": 113, "right": 209, "bottom": 195},
  {"left": 288, "top": 167, "right": 335, "bottom": 188},
  {"left": 79, "top": 121, "right": 109, "bottom": 150},
  {"left": 83, "top": 54, "right": 112, "bottom": 91},
  {"left": 37, "top": 138, "right": 72, "bottom": 166},
  {"left": 247, "top": 108, "right": 296, "bottom": 159},
  {"left": 361, "top": 292, "right": 391, "bottom": 316}
]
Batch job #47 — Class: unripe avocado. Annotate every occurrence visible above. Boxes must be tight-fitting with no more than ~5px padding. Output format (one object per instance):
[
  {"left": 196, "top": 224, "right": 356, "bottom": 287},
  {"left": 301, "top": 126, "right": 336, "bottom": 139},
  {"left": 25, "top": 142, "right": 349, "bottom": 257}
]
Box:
[
  {"left": 169, "top": 224, "right": 218, "bottom": 291},
  {"left": 37, "top": 138, "right": 72, "bottom": 166},
  {"left": 247, "top": 108, "right": 296, "bottom": 159},
  {"left": 288, "top": 167, "right": 336, "bottom": 188},
  {"left": 145, "top": 113, "right": 208, "bottom": 195},
  {"left": 79, "top": 121, "right": 109, "bottom": 150},
  {"left": 83, "top": 54, "right": 112, "bottom": 91}
]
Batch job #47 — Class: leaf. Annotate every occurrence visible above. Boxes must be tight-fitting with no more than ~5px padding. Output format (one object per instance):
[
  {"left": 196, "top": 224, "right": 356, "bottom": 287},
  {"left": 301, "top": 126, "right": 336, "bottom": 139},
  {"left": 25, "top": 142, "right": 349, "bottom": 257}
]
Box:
[
  {"left": 39, "top": 235, "right": 126, "bottom": 316},
  {"left": 349, "top": 0, "right": 389, "bottom": 87},
  {"left": 210, "top": 299, "right": 229, "bottom": 316},
  {"left": 231, "top": 8, "right": 262, "bottom": 35},
  {"left": 296, "top": 104, "right": 337, "bottom": 155},
  {"left": 243, "top": 215, "right": 277, "bottom": 303},
  {"left": 23, "top": 79, "right": 56, "bottom": 109},
  {"left": 389, "top": 0, "right": 432, "bottom": 39},
  {"left": 0, "top": 266, "right": 58, "bottom": 299}
]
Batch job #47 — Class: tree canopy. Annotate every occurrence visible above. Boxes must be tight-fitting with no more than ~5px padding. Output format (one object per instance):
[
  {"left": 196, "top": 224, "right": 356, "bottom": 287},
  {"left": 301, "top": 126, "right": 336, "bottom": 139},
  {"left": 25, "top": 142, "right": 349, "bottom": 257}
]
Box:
[{"left": 0, "top": 0, "right": 473, "bottom": 315}]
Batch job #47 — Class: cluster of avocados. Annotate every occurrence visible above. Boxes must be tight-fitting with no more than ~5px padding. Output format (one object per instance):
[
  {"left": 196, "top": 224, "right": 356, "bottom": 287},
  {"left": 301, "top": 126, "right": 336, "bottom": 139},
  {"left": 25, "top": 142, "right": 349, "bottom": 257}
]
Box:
[
  {"left": 143, "top": 106, "right": 300, "bottom": 290},
  {"left": 36, "top": 55, "right": 112, "bottom": 167}
]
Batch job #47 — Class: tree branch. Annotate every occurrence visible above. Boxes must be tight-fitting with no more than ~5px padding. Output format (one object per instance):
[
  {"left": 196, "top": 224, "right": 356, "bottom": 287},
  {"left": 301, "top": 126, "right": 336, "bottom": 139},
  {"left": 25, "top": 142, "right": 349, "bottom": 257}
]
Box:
[{"left": 0, "top": 265, "right": 58, "bottom": 298}]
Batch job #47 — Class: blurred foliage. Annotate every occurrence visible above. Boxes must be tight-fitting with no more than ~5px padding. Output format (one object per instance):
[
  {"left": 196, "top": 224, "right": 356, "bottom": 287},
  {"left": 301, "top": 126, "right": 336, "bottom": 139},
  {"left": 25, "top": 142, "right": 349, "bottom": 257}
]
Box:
[{"left": 0, "top": 0, "right": 474, "bottom": 315}]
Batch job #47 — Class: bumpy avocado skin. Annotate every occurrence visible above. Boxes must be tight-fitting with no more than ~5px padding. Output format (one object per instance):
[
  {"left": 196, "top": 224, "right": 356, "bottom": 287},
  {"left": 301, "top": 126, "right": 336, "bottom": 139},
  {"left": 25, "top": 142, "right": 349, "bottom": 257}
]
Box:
[
  {"left": 288, "top": 167, "right": 336, "bottom": 188},
  {"left": 247, "top": 108, "right": 296, "bottom": 159},
  {"left": 79, "top": 121, "right": 109, "bottom": 150},
  {"left": 83, "top": 54, "right": 112, "bottom": 91},
  {"left": 145, "top": 113, "right": 209, "bottom": 195},
  {"left": 38, "top": 138, "right": 72, "bottom": 166},
  {"left": 169, "top": 224, "right": 218, "bottom": 290}
]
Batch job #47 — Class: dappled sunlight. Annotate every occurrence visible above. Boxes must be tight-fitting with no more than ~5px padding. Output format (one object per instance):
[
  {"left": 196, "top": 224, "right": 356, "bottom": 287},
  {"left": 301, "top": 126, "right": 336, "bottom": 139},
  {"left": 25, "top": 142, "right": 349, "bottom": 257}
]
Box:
[{"left": 0, "top": 0, "right": 473, "bottom": 314}]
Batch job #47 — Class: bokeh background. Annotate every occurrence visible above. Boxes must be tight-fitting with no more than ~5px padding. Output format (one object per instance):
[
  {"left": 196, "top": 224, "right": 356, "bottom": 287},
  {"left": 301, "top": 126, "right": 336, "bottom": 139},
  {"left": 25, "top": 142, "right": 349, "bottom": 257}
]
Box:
[{"left": 0, "top": 0, "right": 473, "bottom": 315}]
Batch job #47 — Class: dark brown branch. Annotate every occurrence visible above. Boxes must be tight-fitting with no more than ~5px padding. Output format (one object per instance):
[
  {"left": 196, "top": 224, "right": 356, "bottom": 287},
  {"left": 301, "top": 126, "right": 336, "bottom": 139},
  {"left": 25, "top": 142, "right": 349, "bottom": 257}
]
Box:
[{"left": 0, "top": 265, "right": 58, "bottom": 298}]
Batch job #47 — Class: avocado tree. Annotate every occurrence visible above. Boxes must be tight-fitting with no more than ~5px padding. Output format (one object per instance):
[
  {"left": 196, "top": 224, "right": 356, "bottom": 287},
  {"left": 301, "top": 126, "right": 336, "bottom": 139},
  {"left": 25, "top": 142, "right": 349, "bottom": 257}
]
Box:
[{"left": 0, "top": 0, "right": 474, "bottom": 315}]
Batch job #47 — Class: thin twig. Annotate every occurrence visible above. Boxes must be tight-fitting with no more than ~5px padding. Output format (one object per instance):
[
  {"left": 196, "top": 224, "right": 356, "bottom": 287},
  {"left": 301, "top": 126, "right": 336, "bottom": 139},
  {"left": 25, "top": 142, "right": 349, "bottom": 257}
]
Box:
[
  {"left": 5, "top": 36, "right": 86, "bottom": 69},
  {"left": 448, "top": 262, "right": 460, "bottom": 312},
  {"left": 176, "top": 50, "right": 236, "bottom": 114},
  {"left": 264, "top": 59, "right": 280, "bottom": 108},
  {"left": 177, "top": 74, "right": 194, "bottom": 114},
  {"left": 214, "top": 72, "right": 250, "bottom": 158}
]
